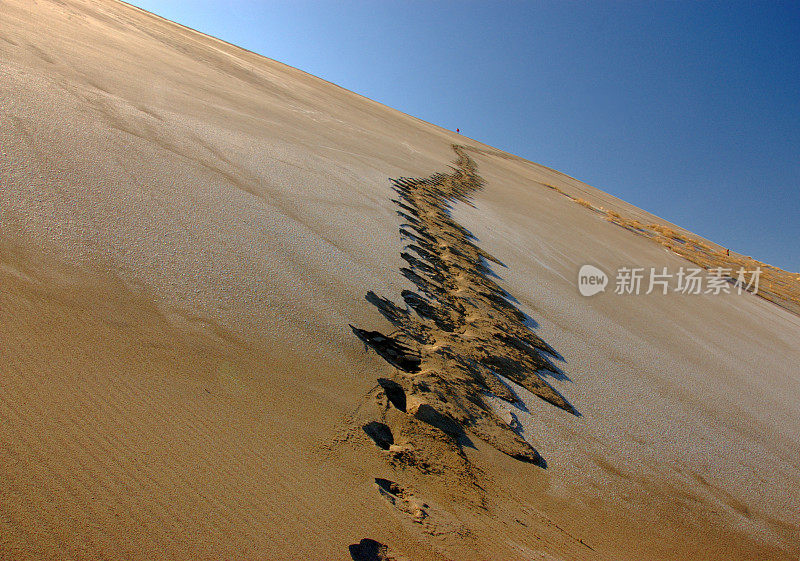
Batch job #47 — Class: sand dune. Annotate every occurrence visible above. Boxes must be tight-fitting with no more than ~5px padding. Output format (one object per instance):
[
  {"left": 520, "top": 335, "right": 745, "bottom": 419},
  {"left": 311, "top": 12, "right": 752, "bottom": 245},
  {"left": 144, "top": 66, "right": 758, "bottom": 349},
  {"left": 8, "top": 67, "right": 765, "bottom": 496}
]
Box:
[{"left": 1, "top": 1, "right": 799, "bottom": 559}]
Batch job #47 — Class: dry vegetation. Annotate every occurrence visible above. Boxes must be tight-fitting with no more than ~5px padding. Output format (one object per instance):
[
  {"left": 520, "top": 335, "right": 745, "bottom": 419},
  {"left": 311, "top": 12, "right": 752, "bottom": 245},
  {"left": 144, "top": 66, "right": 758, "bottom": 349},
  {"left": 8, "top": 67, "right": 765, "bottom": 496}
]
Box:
[{"left": 543, "top": 184, "right": 800, "bottom": 316}]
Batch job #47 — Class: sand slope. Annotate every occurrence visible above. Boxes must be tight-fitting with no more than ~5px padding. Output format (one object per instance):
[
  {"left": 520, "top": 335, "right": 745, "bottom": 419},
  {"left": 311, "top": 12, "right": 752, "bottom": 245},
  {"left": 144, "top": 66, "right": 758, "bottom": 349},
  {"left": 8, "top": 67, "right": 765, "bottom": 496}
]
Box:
[{"left": 1, "top": 1, "right": 798, "bottom": 559}]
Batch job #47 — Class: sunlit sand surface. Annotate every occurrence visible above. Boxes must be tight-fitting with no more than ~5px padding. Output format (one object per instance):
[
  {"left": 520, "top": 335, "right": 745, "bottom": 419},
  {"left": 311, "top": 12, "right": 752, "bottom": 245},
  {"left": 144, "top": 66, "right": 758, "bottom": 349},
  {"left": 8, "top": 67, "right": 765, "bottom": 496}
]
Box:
[{"left": 1, "top": 1, "right": 798, "bottom": 559}]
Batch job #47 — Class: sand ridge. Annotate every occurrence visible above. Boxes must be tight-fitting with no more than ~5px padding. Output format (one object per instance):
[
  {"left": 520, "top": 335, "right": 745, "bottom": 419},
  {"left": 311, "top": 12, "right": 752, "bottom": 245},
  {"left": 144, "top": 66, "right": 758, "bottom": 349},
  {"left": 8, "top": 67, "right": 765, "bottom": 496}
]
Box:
[
  {"left": 351, "top": 146, "right": 577, "bottom": 471},
  {"left": 2, "top": 0, "right": 799, "bottom": 559}
]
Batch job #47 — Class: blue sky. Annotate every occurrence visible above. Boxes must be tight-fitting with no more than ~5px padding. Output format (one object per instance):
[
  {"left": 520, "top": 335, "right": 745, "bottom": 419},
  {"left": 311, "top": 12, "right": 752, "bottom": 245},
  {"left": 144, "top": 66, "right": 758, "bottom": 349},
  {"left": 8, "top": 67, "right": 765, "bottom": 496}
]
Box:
[{"left": 128, "top": 1, "right": 799, "bottom": 272}]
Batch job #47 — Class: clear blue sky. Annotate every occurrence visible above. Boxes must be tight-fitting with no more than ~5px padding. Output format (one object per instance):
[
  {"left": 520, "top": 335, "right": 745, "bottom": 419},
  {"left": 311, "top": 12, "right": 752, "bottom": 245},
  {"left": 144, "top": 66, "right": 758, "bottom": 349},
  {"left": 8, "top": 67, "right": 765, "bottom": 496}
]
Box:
[{"left": 128, "top": 1, "right": 799, "bottom": 272}]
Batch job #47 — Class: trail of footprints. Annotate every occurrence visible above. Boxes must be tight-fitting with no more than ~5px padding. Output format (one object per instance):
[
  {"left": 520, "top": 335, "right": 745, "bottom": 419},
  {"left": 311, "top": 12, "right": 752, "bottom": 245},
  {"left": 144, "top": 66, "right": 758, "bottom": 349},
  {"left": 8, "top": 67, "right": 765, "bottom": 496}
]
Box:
[{"left": 349, "top": 146, "right": 576, "bottom": 559}]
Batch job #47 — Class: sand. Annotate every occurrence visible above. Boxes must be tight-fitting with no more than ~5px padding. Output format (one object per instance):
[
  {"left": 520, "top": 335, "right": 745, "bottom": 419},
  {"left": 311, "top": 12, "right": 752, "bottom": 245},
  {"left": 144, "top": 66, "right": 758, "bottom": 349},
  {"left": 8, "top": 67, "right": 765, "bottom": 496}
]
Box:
[{"left": 1, "top": 1, "right": 798, "bottom": 559}]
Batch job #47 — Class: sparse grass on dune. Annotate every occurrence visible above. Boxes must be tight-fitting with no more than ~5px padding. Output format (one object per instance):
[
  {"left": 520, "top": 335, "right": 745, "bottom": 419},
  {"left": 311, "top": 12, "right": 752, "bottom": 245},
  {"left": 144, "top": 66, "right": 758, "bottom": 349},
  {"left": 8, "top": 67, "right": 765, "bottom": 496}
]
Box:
[
  {"left": 546, "top": 183, "right": 800, "bottom": 316},
  {"left": 573, "top": 197, "right": 598, "bottom": 210}
]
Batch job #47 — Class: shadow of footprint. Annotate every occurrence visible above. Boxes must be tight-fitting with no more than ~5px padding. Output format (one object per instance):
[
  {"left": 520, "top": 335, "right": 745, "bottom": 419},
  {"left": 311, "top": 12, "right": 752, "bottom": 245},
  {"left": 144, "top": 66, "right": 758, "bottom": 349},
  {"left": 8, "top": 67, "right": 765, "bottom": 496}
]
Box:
[
  {"left": 349, "top": 538, "right": 408, "bottom": 561},
  {"left": 377, "top": 378, "right": 407, "bottom": 412},
  {"left": 351, "top": 326, "right": 421, "bottom": 373},
  {"left": 363, "top": 422, "right": 394, "bottom": 451}
]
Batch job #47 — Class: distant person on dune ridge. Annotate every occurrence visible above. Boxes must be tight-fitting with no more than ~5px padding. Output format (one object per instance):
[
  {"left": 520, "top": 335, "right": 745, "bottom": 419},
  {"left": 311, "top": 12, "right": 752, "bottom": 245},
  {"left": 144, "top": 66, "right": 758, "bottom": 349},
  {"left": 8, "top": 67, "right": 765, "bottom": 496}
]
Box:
[{"left": 456, "top": 128, "right": 460, "bottom": 134}]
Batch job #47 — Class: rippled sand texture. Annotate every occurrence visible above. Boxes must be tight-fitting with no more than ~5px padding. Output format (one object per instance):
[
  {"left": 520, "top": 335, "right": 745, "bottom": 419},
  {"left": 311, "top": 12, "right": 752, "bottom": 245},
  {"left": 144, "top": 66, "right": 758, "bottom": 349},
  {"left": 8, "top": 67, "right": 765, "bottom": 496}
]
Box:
[{"left": 2, "top": 1, "right": 799, "bottom": 560}]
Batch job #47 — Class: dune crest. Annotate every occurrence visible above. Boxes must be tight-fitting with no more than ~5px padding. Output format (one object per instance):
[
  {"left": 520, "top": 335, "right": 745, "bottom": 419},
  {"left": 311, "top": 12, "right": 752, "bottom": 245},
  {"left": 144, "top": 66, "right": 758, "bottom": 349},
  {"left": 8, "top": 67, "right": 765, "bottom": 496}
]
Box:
[{"left": 2, "top": 1, "right": 799, "bottom": 560}]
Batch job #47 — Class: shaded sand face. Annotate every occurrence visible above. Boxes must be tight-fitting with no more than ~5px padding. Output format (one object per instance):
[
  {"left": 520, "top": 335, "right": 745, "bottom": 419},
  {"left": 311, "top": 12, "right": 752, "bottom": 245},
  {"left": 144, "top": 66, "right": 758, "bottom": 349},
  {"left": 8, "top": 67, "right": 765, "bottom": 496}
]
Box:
[{"left": 1, "top": 1, "right": 799, "bottom": 560}]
